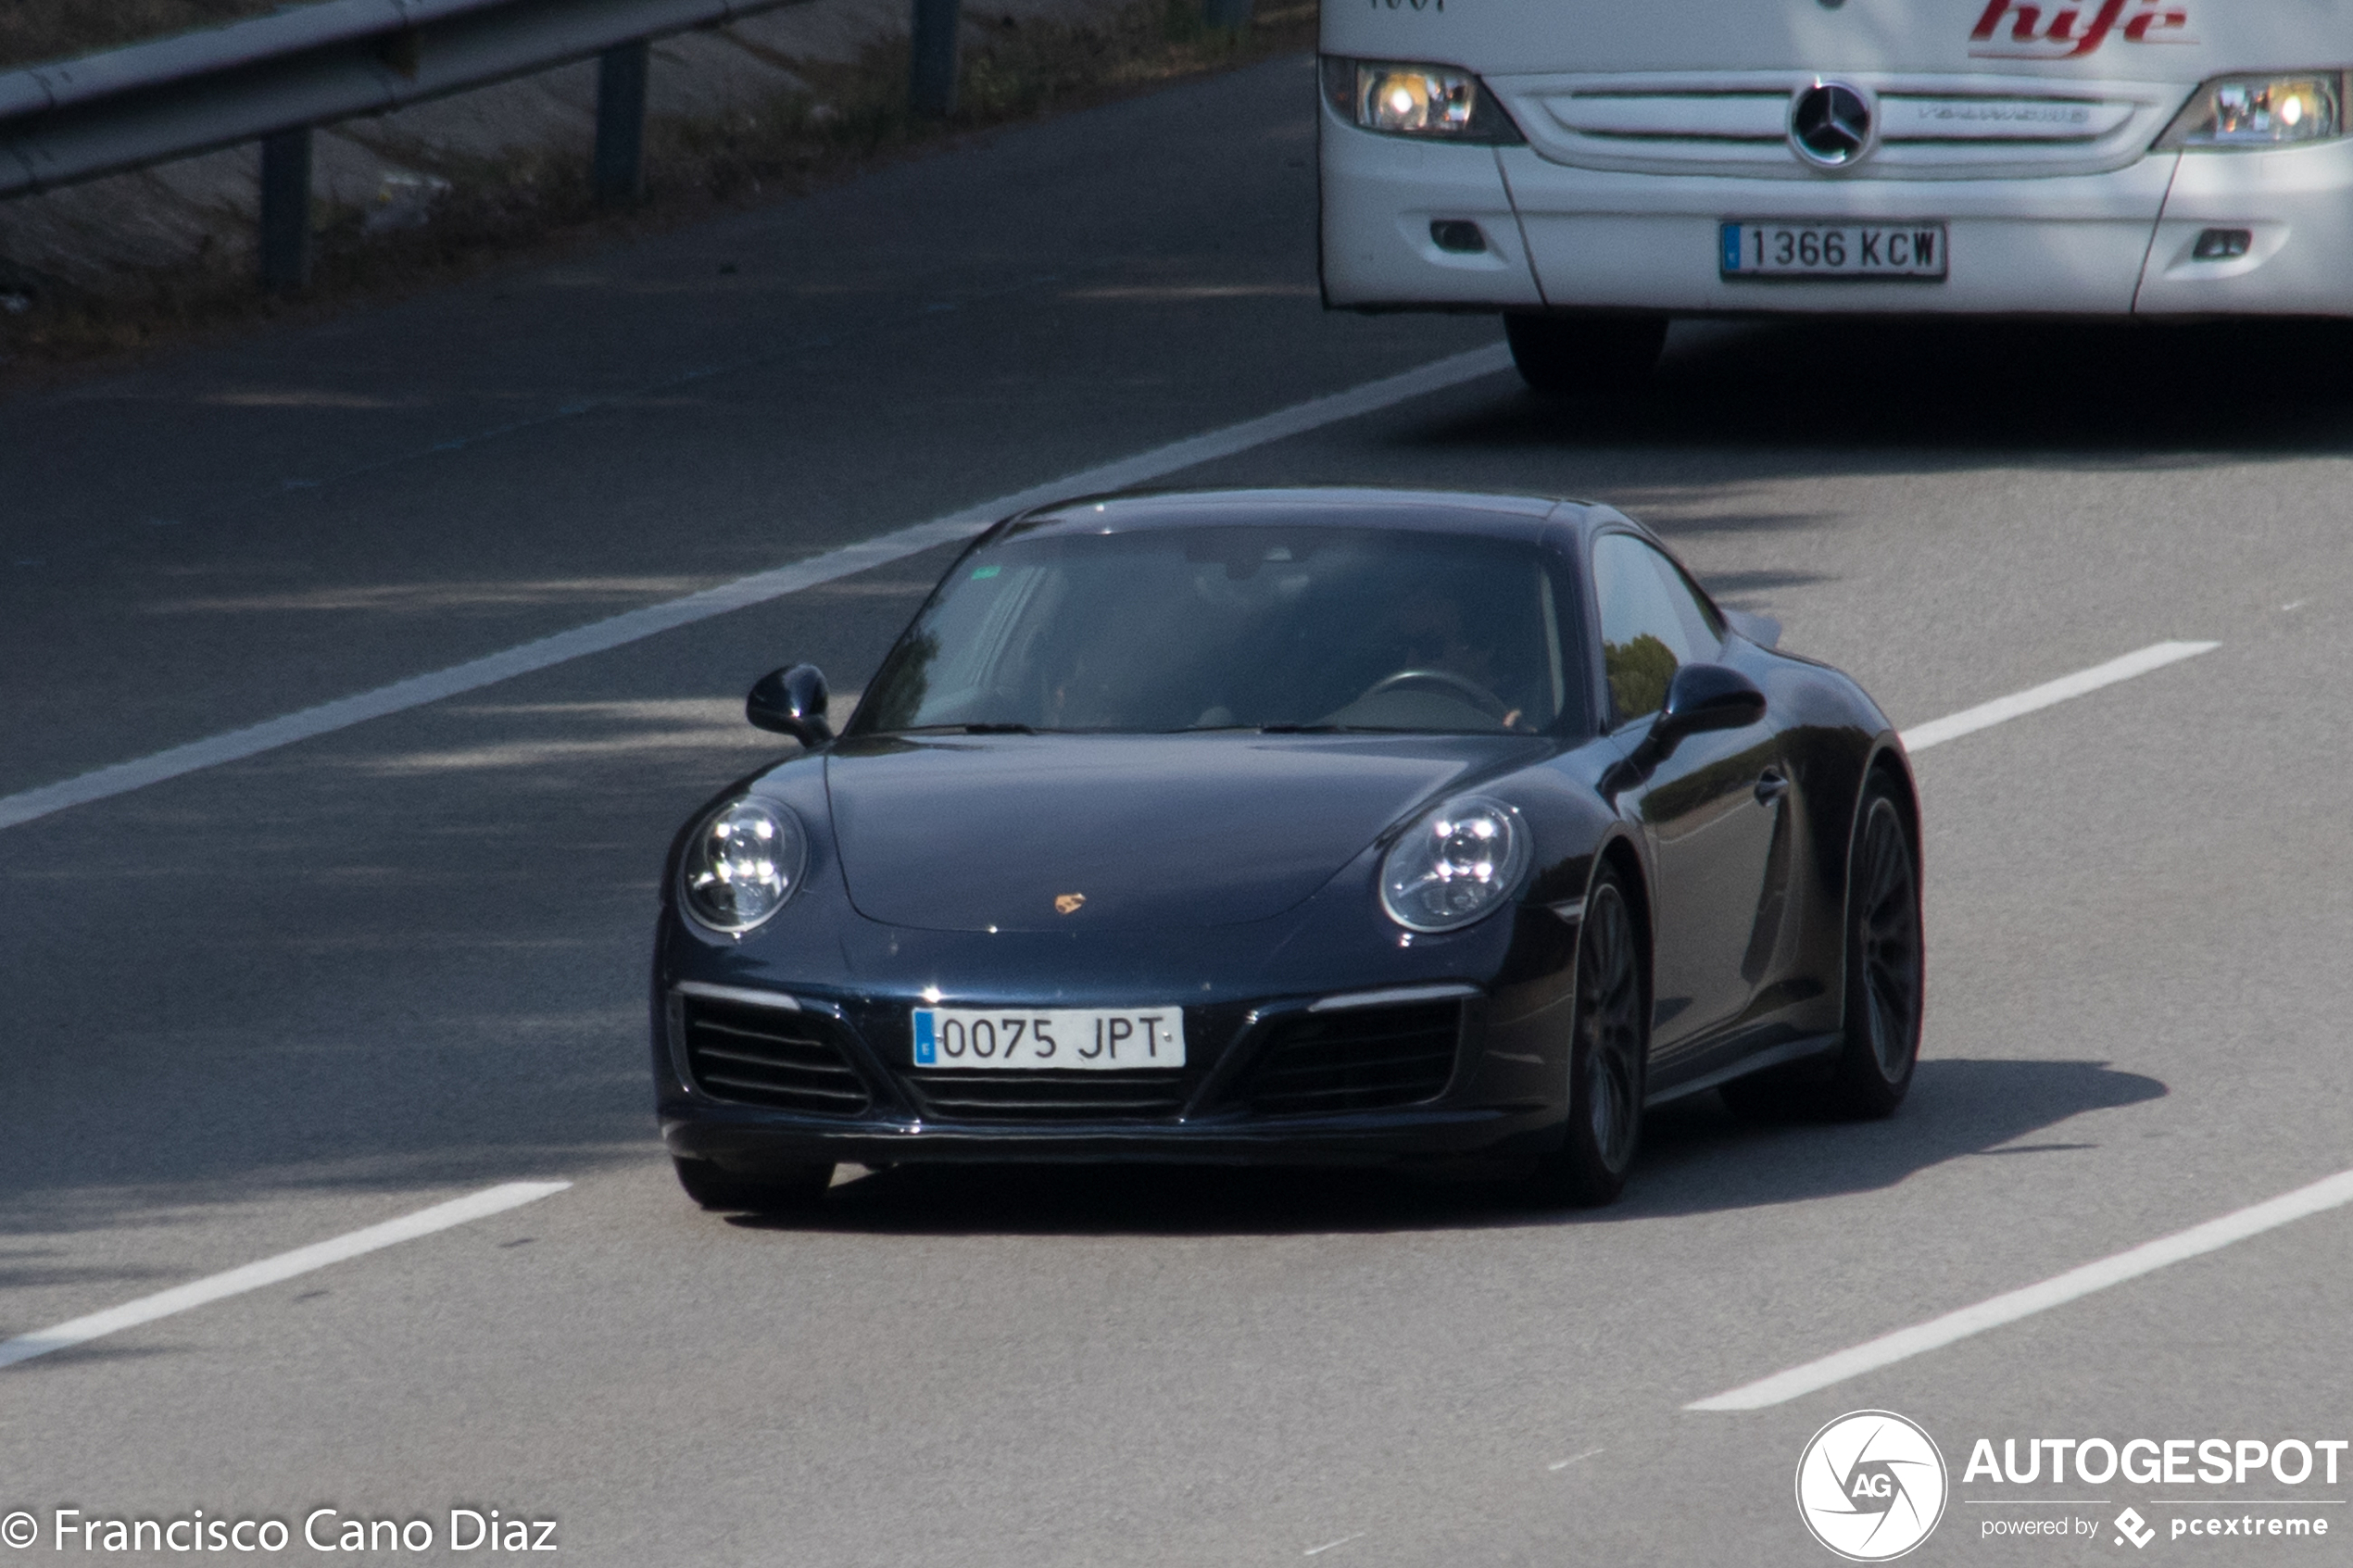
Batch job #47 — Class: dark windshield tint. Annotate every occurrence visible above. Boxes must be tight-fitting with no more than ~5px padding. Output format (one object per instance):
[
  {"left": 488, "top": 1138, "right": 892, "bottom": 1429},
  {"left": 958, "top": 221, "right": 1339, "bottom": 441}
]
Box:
[{"left": 851, "top": 525, "right": 1576, "bottom": 735}]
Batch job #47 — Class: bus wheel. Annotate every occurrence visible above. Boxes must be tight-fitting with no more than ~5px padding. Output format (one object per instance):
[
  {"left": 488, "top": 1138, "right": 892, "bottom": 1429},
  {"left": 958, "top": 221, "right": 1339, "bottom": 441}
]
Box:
[{"left": 1504, "top": 313, "right": 1667, "bottom": 395}]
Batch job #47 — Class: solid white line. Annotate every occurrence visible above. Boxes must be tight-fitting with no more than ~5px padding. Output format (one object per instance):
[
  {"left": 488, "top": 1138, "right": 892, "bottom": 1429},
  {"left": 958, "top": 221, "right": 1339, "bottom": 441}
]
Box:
[
  {"left": 0, "top": 1180, "right": 570, "bottom": 1371},
  {"left": 1548, "top": 1447, "right": 1605, "bottom": 1471},
  {"left": 0, "top": 345, "right": 1512, "bottom": 834},
  {"left": 1686, "top": 1166, "right": 2353, "bottom": 1411},
  {"left": 1302, "top": 1532, "right": 1366, "bottom": 1556},
  {"left": 1899, "top": 640, "right": 2217, "bottom": 753}
]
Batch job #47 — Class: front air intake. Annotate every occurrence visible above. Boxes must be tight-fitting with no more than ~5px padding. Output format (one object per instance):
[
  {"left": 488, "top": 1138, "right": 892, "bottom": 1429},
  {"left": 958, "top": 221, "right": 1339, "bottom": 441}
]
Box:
[
  {"left": 1242, "top": 1000, "right": 1463, "bottom": 1115},
  {"left": 682, "top": 996, "right": 872, "bottom": 1117}
]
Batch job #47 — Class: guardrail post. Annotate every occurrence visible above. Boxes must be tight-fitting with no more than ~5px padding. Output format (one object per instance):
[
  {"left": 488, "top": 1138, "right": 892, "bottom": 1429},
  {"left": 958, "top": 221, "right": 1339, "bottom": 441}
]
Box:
[
  {"left": 909, "top": 0, "right": 960, "bottom": 119},
  {"left": 1202, "top": 0, "right": 1252, "bottom": 29},
  {"left": 595, "top": 39, "right": 650, "bottom": 205},
  {"left": 258, "top": 127, "right": 313, "bottom": 293}
]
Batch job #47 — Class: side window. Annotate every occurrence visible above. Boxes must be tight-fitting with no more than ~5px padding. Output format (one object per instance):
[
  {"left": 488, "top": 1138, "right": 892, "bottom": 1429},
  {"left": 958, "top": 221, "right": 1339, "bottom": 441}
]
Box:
[
  {"left": 1592, "top": 533, "right": 1720, "bottom": 725},
  {"left": 1663, "top": 557, "right": 1725, "bottom": 650}
]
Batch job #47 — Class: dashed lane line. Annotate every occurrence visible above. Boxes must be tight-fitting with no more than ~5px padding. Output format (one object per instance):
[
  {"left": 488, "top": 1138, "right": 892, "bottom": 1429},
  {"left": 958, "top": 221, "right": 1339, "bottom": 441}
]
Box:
[
  {"left": 1686, "top": 1166, "right": 2353, "bottom": 1411},
  {"left": 1899, "top": 640, "right": 2217, "bottom": 753},
  {"left": 0, "top": 1182, "right": 570, "bottom": 1371}
]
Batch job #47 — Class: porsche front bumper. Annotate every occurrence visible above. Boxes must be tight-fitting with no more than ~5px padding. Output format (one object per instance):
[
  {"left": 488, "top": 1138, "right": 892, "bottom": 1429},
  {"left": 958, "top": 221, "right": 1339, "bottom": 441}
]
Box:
[{"left": 653, "top": 978, "right": 1569, "bottom": 1173}]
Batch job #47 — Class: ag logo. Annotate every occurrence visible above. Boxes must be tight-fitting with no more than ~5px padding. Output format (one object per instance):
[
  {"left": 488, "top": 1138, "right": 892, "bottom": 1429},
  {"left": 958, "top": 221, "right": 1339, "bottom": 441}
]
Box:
[{"left": 1795, "top": 1411, "right": 1948, "bottom": 1561}]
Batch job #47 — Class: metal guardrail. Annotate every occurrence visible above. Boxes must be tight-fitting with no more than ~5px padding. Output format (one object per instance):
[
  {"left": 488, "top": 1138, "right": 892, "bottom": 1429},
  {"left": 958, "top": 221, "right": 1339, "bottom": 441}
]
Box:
[{"left": 0, "top": 0, "right": 977, "bottom": 289}]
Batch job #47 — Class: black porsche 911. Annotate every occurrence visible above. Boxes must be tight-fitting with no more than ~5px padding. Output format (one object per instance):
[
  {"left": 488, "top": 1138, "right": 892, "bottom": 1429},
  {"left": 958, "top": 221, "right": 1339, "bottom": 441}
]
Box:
[{"left": 653, "top": 488, "right": 1921, "bottom": 1209}]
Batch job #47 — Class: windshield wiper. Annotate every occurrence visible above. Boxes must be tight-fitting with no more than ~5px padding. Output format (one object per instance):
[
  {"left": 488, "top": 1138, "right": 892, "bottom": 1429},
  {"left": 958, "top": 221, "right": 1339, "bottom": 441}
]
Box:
[{"left": 882, "top": 721, "right": 1042, "bottom": 736}]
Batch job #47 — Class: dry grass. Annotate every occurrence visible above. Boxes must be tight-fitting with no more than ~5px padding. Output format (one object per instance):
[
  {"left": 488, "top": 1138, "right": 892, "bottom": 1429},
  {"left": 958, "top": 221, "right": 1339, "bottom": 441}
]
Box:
[
  {"left": 0, "top": 0, "right": 287, "bottom": 71},
  {"left": 0, "top": 0, "right": 1314, "bottom": 384}
]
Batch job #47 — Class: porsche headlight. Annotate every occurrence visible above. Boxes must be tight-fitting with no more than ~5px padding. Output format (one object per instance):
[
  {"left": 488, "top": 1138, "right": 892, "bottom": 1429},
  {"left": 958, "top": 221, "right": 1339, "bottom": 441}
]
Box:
[
  {"left": 681, "top": 797, "right": 807, "bottom": 934},
  {"left": 1321, "top": 57, "right": 1524, "bottom": 143},
  {"left": 1379, "top": 797, "right": 1530, "bottom": 933},
  {"left": 2159, "top": 72, "right": 2346, "bottom": 147}
]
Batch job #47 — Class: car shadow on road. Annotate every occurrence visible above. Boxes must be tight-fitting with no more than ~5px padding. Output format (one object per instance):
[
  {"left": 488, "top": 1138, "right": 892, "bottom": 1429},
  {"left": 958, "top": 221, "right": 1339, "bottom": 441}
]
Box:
[
  {"left": 1617, "top": 1056, "right": 2166, "bottom": 1220},
  {"left": 733, "top": 1056, "right": 2165, "bottom": 1237}
]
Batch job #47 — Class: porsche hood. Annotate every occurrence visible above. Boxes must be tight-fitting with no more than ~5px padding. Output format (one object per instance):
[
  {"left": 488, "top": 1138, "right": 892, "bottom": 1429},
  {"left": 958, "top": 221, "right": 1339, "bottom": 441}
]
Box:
[{"left": 822, "top": 734, "right": 1513, "bottom": 933}]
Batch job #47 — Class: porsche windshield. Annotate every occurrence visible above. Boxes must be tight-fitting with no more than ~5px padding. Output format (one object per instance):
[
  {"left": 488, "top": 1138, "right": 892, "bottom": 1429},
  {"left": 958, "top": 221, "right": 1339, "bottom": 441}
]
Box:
[{"left": 853, "top": 525, "right": 1572, "bottom": 735}]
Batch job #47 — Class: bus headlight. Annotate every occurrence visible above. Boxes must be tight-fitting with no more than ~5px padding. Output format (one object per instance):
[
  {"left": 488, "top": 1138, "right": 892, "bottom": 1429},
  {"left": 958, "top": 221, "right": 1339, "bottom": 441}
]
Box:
[
  {"left": 1321, "top": 58, "right": 1524, "bottom": 144},
  {"left": 2158, "top": 72, "right": 2346, "bottom": 147}
]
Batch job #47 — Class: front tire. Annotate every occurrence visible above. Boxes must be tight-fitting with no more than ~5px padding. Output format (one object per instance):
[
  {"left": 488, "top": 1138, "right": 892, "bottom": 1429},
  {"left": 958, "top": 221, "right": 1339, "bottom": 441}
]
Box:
[
  {"left": 673, "top": 1156, "right": 834, "bottom": 1213},
  {"left": 1504, "top": 313, "right": 1668, "bottom": 395},
  {"left": 1528, "top": 870, "right": 1647, "bottom": 1206}
]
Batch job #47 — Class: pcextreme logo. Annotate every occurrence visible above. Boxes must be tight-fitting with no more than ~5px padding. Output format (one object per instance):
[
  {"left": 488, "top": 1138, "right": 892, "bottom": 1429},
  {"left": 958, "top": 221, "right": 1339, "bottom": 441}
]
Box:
[
  {"left": 1796, "top": 1411, "right": 1951, "bottom": 1562},
  {"left": 1968, "top": 0, "right": 2194, "bottom": 58}
]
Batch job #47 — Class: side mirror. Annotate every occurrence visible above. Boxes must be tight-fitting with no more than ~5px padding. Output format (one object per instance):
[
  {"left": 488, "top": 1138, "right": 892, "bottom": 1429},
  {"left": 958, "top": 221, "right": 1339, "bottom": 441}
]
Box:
[
  {"left": 1653, "top": 662, "right": 1766, "bottom": 744},
  {"left": 747, "top": 664, "right": 833, "bottom": 746}
]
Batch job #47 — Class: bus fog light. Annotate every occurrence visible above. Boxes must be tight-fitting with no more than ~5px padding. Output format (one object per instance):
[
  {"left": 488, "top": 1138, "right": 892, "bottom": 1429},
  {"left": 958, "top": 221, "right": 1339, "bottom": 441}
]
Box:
[
  {"left": 1430, "top": 220, "right": 1487, "bottom": 254},
  {"left": 2192, "top": 227, "right": 2251, "bottom": 260}
]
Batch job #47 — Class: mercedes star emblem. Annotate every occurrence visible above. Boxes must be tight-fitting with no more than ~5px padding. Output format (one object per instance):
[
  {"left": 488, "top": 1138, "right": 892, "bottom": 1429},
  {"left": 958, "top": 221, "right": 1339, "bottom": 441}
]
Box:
[{"left": 1790, "top": 80, "right": 1873, "bottom": 168}]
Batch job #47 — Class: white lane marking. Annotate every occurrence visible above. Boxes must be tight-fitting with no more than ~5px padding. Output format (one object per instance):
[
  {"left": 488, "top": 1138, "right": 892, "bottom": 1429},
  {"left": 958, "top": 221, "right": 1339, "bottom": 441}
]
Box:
[
  {"left": 0, "top": 345, "right": 1510, "bottom": 834},
  {"left": 1686, "top": 1165, "right": 2353, "bottom": 1411},
  {"left": 1899, "top": 640, "right": 2217, "bottom": 753},
  {"left": 1549, "top": 1447, "right": 1605, "bottom": 1472},
  {"left": 1303, "top": 1532, "right": 1366, "bottom": 1556},
  {"left": 0, "top": 1181, "right": 570, "bottom": 1370}
]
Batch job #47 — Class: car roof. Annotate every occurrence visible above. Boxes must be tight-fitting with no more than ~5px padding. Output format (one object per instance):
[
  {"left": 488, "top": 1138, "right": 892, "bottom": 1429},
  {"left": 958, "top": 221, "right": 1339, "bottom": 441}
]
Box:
[{"left": 996, "top": 486, "right": 1618, "bottom": 548}]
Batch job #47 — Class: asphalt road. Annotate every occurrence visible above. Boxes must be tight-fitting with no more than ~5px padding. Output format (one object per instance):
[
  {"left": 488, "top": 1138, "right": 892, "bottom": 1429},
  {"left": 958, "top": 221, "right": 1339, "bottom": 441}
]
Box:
[{"left": 5, "top": 49, "right": 2352, "bottom": 1568}]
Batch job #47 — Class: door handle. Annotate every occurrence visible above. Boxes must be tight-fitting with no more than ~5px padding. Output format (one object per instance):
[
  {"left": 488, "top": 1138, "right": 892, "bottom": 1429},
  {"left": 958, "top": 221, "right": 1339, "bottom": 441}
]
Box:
[{"left": 1754, "top": 769, "right": 1790, "bottom": 804}]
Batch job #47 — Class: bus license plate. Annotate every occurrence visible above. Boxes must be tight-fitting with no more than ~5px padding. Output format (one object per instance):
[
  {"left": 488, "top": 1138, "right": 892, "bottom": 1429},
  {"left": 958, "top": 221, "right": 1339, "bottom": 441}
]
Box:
[{"left": 1720, "top": 221, "right": 1948, "bottom": 280}]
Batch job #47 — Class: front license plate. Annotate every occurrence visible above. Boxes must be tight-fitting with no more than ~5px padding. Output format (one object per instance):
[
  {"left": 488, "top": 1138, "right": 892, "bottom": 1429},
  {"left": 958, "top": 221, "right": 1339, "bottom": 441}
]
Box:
[
  {"left": 911, "top": 1007, "right": 1186, "bottom": 1071},
  {"left": 1720, "top": 221, "right": 1948, "bottom": 280}
]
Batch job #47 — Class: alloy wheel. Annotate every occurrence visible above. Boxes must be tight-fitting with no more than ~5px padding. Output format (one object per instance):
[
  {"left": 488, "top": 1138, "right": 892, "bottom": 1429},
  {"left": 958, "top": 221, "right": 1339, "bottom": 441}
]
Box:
[
  {"left": 1854, "top": 797, "right": 1920, "bottom": 1084},
  {"left": 1577, "top": 884, "right": 1644, "bottom": 1172}
]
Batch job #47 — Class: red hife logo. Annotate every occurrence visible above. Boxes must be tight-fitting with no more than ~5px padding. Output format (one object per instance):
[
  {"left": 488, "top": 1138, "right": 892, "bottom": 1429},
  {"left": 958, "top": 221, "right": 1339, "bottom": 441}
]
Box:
[{"left": 1968, "top": 0, "right": 2194, "bottom": 57}]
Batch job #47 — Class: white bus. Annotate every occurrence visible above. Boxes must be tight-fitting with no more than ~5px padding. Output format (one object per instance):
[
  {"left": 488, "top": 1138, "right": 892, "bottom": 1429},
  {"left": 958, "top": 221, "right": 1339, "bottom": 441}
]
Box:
[{"left": 1318, "top": 0, "right": 2352, "bottom": 388}]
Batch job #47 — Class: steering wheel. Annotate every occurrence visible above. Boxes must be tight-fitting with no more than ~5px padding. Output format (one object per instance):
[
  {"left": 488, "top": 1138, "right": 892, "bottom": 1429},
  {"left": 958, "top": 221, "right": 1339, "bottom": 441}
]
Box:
[{"left": 1357, "top": 668, "right": 1513, "bottom": 721}]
